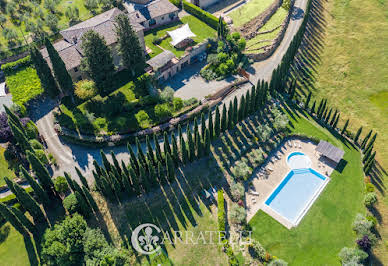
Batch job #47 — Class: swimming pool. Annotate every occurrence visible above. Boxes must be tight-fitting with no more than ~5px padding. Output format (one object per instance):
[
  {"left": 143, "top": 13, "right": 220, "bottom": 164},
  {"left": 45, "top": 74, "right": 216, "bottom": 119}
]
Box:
[{"left": 264, "top": 152, "right": 329, "bottom": 227}]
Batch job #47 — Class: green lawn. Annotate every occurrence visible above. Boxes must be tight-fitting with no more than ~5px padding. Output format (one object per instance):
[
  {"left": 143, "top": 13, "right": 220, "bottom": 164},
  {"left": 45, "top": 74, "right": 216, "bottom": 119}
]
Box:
[
  {"left": 144, "top": 15, "right": 216, "bottom": 58},
  {"left": 5, "top": 66, "right": 43, "bottom": 107},
  {"left": 249, "top": 108, "right": 365, "bottom": 265},
  {"left": 0, "top": 223, "right": 33, "bottom": 266},
  {"left": 0, "top": 147, "right": 16, "bottom": 186},
  {"left": 295, "top": 0, "right": 388, "bottom": 261},
  {"left": 246, "top": 7, "right": 288, "bottom": 52},
  {"left": 228, "top": 0, "right": 274, "bottom": 27}
]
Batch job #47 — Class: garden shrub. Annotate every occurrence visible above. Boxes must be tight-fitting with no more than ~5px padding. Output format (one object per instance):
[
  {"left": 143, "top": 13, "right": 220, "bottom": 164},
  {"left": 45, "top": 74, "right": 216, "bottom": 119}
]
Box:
[
  {"left": 25, "top": 120, "right": 39, "bottom": 140},
  {"left": 0, "top": 112, "right": 12, "bottom": 142},
  {"left": 75, "top": 80, "right": 98, "bottom": 100},
  {"left": 1, "top": 56, "right": 32, "bottom": 75},
  {"left": 154, "top": 103, "right": 172, "bottom": 120},
  {"left": 364, "top": 192, "right": 377, "bottom": 207},
  {"left": 54, "top": 176, "right": 69, "bottom": 195},
  {"left": 9, "top": 103, "right": 27, "bottom": 117},
  {"left": 35, "top": 149, "right": 49, "bottom": 165},
  {"left": 268, "top": 259, "right": 288, "bottom": 266},
  {"left": 356, "top": 235, "right": 374, "bottom": 251},
  {"left": 63, "top": 193, "right": 80, "bottom": 215},
  {"left": 248, "top": 238, "right": 266, "bottom": 261},
  {"left": 365, "top": 183, "right": 375, "bottom": 192},
  {"left": 230, "top": 182, "right": 245, "bottom": 201},
  {"left": 29, "top": 139, "right": 44, "bottom": 150},
  {"left": 159, "top": 86, "right": 175, "bottom": 103},
  {"left": 352, "top": 213, "right": 373, "bottom": 236},
  {"left": 338, "top": 247, "right": 368, "bottom": 265},
  {"left": 135, "top": 110, "right": 151, "bottom": 128},
  {"left": 366, "top": 215, "right": 377, "bottom": 227},
  {"left": 232, "top": 160, "right": 252, "bottom": 181},
  {"left": 229, "top": 204, "right": 246, "bottom": 224},
  {"left": 173, "top": 97, "right": 183, "bottom": 111}
]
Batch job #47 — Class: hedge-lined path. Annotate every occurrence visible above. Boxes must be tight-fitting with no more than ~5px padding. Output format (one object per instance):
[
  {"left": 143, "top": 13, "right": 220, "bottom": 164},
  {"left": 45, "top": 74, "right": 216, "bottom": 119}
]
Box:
[{"left": 0, "top": 0, "right": 308, "bottom": 198}]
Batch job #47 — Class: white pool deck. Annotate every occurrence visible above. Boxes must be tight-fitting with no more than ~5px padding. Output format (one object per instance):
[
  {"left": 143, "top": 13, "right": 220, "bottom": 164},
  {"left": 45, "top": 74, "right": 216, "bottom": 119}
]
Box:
[{"left": 245, "top": 138, "right": 339, "bottom": 228}]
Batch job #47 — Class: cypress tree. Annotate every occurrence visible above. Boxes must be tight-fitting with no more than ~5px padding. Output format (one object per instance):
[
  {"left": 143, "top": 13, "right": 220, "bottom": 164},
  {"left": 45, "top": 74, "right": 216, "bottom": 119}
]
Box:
[
  {"left": 195, "top": 129, "right": 201, "bottom": 159},
  {"left": 325, "top": 108, "right": 333, "bottom": 124},
  {"left": 310, "top": 100, "right": 316, "bottom": 114},
  {"left": 0, "top": 202, "right": 27, "bottom": 235},
  {"left": 361, "top": 130, "right": 373, "bottom": 150},
  {"left": 233, "top": 96, "right": 238, "bottom": 125},
  {"left": 249, "top": 86, "right": 256, "bottom": 114},
  {"left": 20, "top": 166, "right": 49, "bottom": 205},
  {"left": 330, "top": 110, "right": 338, "bottom": 126},
  {"left": 129, "top": 166, "right": 140, "bottom": 194},
  {"left": 100, "top": 150, "right": 112, "bottom": 173},
  {"left": 123, "top": 169, "right": 133, "bottom": 195},
  {"left": 171, "top": 132, "right": 179, "bottom": 165},
  {"left": 75, "top": 167, "right": 89, "bottom": 190},
  {"left": 201, "top": 112, "right": 206, "bottom": 139},
  {"left": 193, "top": 117, "right": 199, "bottom": 146},
  {"left": 45, "top": 38, "right": 73, "bottom": 94},
  {"left": 354, "top": 127, "right": 363, "bottom": 145},
  {"left": 238, "top": 95, "right": 245, "bottom": 121},
  {"left": 136, "top": 137, "right": 147, "bottom": 167},
  {"left": 244, "top": 90, "right": 250, "bottom": 118},
  {"left": 365, "top": 133, "right": 377, "bottom": 152},
  {"left": 8, "top": 120, "right": 32, "bottom": 152},
  {"left": 305, "top": 91, "right": 312, "bottom": 109},
  {"left": 64, "top": 172, "right": 76, "bottom": 192},
  {"left": 221, "top": 103, "right": 227, "bottom": 132},
  {"left": 214, "top": 106, "right": 221, "bottom": 137},
  {"left": 180, "top": 130, "right": 188, "bottom": 165},
  {"left": 138, "top": 164, "right": 148, "bottom": 191},
  {"left": 30, "top": 45, "right": 60, "bottom": 98},
  {"left": 333, "top": 113, "right": 340, "bottom": 129},
  {"left": 27, "top": 151, "right": 53, "bottom": 193},
  {"left": 362, "top": 145, "right": 373, "bottom": 164},
  {"left": 82, "top": 186, "right": 99, "bottom": 214},
  {"left": 127, "top": 143, "right": 139, "bottom": 172},
  {"left": 11, "top": 206, "right": 35, "bottom": 233},
  {"left": 153, "top": 133, "right": 163, "bottom": 163},
  {"left": 187, "top": 125, "right": 195, "bottom": 162},
  {"left": 110, "top": 151, "right": 122, "bottom": 175},
  {"left": 71, "top": 179, "right": 85, "bottom": 197},
  {"left": 75, "top": 191, "right": 90, "bottom": 217},
  {"left": 5, "top": 177, "right": 45, "bottom": 222},
  {"left": 114, "top": 14, "right": 145, "bottom": 77},
  {"left": 165, "top": 153, "right": 175, "bottom": 182},
  {"left": 146, "top": 136, "right": 155, "bottom": 166},
  {"left": 4, "top": 105, "right": 24, "bottom": 130},
  {"left": 157, "top": 160, "right": 164, "bottom": 183},
  {"left": 147, "top": 160, "right": 157, "bottom": 187},
  {"left": 366, "top": 152, "right": 376, "bottom": 168},
  {"left": 204, "top": 128, "right": 211, "bottom": 155},
  {"left": 163, "top": 131, "right": 171, "bottom": 156},
  {"left": 227, "top": 101, "right": 234, "bottom": 130},
  {"left": 341, "top": 119, "right": 349, "bottom": 135},
  {"left": 208, "top": 109, "right": 214, "bottom": 139}
]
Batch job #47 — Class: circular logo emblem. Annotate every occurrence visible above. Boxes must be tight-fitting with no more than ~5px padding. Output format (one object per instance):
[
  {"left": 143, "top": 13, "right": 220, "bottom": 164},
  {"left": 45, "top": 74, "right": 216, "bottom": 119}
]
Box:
[{"left": 131, "top": 223, "right": 162, "bottom": 255}]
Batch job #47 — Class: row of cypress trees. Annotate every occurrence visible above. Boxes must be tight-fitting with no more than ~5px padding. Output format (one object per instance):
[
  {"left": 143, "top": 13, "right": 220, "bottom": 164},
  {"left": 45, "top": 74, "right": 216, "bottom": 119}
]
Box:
[{"left": 89, "top": 78, "right": 271, "bottom": 202}]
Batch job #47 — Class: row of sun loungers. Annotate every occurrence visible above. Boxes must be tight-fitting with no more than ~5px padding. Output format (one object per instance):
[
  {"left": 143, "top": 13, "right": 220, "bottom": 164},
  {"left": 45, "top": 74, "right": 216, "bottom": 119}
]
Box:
[{"left": 287, "top": 140, "right": 302, "bottom": 149}]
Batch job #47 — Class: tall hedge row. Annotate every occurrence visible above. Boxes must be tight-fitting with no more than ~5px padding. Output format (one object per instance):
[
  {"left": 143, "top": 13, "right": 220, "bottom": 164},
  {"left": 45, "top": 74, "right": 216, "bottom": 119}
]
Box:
[
  {"left": 1, "top": 56, "right": 32, "bottom": 75},
  {"left": 182, "top": 1, "right": 219, "bottom": 29}
]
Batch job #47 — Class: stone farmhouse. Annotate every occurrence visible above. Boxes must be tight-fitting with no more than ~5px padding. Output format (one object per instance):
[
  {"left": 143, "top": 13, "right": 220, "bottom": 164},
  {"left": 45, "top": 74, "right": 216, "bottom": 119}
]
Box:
[{"left": 41, "top": 0, "right": 179, "bottom": 81}]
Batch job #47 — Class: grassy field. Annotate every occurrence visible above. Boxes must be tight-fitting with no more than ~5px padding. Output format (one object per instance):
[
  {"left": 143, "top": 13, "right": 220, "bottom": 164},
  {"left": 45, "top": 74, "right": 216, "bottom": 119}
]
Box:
[
  {"left": 144, "top": 15, "right": 216, "bottom": 58},
  {"left": 297, "top": 0, "right": 388, "bottom": 261},
  {"left": 0, "top": 223, "right": 33, "bottom": 266},
  {"left": 249, "top": 107, "right": 365, "bottom": 265},
  {"left": 245, "top": 6, "right": 288, "bottom": 52},
  {"left": 0, "top": 0, "right": 101, "bottom": 50},
  {"left": 228, "top": 0, "right": 274, "bottom": 27},
  {"left": 0, "top": 147, "right": 16, "bottom": 186}
]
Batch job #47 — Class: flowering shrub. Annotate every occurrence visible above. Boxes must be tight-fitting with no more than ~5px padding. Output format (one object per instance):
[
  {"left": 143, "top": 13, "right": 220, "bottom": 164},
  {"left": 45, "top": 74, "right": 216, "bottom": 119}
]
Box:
[
  {"left": 364, "top": 192, "right": 377, "bottom": 207},
  {"left": 338, "top": 247, "right": 368, "bottom": 265}
]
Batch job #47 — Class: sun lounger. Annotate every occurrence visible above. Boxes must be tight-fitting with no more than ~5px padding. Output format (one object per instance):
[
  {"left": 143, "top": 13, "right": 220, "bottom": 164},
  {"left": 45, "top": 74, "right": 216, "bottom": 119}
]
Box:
[
  {"left": 294, "top": 142, "right": 298, "bottom": 148},
  {"left": 288, "top": 140, "right": 292, "bottom": 147},
  {"left": 251, "top": 191, "right": 260, "bottom": 196},
  {"left": 299, "top": 143, "right": 302, "bottom": 149}
]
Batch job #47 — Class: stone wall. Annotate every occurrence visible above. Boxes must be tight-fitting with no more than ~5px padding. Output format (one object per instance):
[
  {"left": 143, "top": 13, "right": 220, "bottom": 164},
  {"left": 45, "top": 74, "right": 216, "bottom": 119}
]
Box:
[{"left": 246, "top": 0, "right": 296, "bottom": 62}]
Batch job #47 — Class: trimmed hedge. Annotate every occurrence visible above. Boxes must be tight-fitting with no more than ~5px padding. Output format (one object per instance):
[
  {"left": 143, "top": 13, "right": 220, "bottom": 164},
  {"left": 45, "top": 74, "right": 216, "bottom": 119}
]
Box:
[
  {"left": 1, "top": 56, "right": 32, "bottom": 75},
  {"left": 217, "top": 189, "right": 225, "bottom": 234},
  {"left": 183, "top": 1, "right": 219, "bottom": 29},
  {"left": 169, "top": 0, "right": 181, "bottom": 7}
]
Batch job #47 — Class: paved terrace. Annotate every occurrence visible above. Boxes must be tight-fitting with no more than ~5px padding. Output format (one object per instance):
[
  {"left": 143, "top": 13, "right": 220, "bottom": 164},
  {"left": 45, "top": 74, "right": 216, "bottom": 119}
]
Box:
[{"left": 245, "top": 138, "right": 338, "bottom": 223}]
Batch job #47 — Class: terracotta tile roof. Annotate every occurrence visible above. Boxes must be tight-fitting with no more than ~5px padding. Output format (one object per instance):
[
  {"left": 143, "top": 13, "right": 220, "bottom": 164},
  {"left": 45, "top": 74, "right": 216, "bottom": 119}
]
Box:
[
  {"left": 146, "top": 50, "right": 176, "bottom": 70},
  {"left": 128, "top": 0, "right": 179, "bottom": 24}
]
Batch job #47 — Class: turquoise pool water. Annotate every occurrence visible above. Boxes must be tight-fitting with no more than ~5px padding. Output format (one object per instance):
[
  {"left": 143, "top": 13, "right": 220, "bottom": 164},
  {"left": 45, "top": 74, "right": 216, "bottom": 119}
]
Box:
[{"left": 265, "top": 168, "right": 327, "bottom": 224}]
